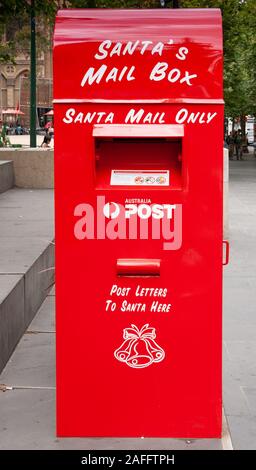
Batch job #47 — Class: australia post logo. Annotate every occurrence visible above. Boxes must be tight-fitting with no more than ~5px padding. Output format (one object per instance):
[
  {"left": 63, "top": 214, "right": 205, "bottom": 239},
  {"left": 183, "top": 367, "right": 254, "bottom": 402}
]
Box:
[{"left": 74, "top": 197, "right": 182, "bottom": 251}]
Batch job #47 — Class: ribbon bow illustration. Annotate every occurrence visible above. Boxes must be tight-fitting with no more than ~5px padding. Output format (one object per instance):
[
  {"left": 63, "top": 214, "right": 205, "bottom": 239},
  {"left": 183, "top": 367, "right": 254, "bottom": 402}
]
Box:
[{"left": 114, "top": 324, "right": 165, "bottom": 369}]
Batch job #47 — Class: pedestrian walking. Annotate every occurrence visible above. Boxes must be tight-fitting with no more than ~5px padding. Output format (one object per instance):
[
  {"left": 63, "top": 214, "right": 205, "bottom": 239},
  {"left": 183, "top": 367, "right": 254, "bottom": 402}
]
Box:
[
  {"left": 49, "top": 125, "right": 54, "bottom": 138},
  {"left": 234, "top": 129, "right": 243, "bottom": 160},
  {"left": 226, "top": 132, "right": 234, "bottom": 160},
  {"left": 41, "top": 135, "right": 51, "bottom": 148}
]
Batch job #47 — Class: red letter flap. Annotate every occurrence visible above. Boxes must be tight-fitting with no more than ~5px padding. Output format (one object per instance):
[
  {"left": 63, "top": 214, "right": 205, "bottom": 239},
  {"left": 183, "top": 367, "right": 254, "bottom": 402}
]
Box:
[
  {"left": 117, "top": 259, "right": 161, "bottom": 277},
  {"left": 93, "top": 124, "right": 184, "bottom": 139}
]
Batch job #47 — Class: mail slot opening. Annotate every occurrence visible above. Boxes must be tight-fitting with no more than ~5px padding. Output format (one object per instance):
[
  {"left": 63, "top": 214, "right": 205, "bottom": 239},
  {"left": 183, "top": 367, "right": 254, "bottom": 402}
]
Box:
[
  {"left": 116, "top": 258, "right": 161, "bottom": 277},
  {"left": 95, "top": 137, "right": 182, "bottom": 189}
]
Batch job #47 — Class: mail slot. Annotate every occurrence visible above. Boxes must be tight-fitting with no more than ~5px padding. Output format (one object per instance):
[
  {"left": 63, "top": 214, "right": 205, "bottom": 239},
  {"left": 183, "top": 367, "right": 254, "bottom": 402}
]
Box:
[
  {"left": 116, "top": 259, "right": 161, "bottom": 277},
  {"left": 54, "top": 8, "right": 224, "bottom": 438},
  {"left": 94, "top": 124, "right": 183, "bottom": 189}
]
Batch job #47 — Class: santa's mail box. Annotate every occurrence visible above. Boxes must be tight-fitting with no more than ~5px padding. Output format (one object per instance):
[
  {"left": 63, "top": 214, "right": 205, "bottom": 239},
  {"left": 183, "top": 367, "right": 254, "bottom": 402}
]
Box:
[{"left": 53, "top": 8, "right": 224, "bottom": 438}]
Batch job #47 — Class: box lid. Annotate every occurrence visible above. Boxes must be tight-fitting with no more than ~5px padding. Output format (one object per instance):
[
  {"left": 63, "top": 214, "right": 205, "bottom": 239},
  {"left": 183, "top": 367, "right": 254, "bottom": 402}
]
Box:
[{"left": 53, "top": 9, "right": 223, "bottom": 102}]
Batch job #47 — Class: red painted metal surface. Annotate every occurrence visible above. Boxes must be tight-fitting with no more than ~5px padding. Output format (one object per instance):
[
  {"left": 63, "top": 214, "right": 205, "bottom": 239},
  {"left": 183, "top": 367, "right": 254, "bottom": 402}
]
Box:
[
  {"left": 93, "top": 124, "right": 184, "bottom": 138},
  {"left": 116, "top": 258, "right": 161, "bottom": 276},
  {"left": 54, "top": 9, "right": 223, "bottom": 438}
]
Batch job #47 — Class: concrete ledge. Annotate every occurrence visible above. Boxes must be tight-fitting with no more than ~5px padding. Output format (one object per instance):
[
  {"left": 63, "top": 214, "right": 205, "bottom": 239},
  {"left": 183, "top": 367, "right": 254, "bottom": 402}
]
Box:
[
  {"left": 0, "top": 149, "right": 53, "bottom": 189},
  {"left": 0, "top": 243, "right": 54, "bottom": 373},
  {"left": 0, "top": 188, "right": 54, "bottom": 373},
  {"left": 0, "top": 161, "right": 14, "bottom": 193},
  {"left": 0, "top": 276, "right": 24, "bottom": 373}
]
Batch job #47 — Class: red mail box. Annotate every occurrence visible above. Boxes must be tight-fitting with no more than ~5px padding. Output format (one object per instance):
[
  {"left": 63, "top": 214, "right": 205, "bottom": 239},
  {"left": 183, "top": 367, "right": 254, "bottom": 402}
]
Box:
[{"left": 54, "top": 9, "right": 224, "bottom": 438}]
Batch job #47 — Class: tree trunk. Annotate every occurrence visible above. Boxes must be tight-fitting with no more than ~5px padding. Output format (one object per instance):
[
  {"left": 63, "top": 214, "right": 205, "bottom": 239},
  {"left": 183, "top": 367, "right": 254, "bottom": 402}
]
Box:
[
  {"left": 240, "top": 114, "right": 248, "bottom": 153},
  {"left": 240, "top": 114, "right": 246, "bottom": 137}
]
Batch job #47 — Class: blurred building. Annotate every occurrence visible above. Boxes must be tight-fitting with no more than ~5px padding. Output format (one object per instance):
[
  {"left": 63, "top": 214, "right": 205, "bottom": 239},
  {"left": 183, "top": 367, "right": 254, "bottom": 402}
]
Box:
[{"left": 0, "top": 22, "right": 53, "bottom": 127}]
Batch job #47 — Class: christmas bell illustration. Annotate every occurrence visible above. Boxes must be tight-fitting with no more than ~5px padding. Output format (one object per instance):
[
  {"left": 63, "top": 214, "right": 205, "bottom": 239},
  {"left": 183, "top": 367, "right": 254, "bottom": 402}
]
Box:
[{"left": 114, "top": 324, "right": 165, "bottom": 369}]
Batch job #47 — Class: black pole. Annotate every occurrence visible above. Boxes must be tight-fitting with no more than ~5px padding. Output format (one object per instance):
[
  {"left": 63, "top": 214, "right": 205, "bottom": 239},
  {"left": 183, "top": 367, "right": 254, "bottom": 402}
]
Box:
[{"left": 30, "top": 0, "right": 37, "bottom": 147}]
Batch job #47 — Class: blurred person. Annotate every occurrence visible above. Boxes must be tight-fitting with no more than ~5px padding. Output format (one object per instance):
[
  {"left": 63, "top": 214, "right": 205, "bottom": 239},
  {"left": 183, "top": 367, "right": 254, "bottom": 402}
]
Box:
[
  {"left": 15, "top": 124, "right": 22, "bottom": 135},
  {"left": 234, "top": 129, "right": 243, "bottom": 160},
  {"left": 0, "top": 122, "right": 11, "bottom": 147},
  {"left": 226, "top": 132, "right": 234, "bottom": 160},
  {"left": 41, "top": 133, "right": 51, "bottom": 148},
  {"left": 49, "top": 125, "right": 54, "bottom": 138}
]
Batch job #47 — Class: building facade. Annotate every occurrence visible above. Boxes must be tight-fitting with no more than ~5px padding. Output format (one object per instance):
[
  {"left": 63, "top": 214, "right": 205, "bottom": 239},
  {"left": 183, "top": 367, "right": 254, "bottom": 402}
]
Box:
[{"left": 0, "top": 34, "right": 53, "bottom": 127}]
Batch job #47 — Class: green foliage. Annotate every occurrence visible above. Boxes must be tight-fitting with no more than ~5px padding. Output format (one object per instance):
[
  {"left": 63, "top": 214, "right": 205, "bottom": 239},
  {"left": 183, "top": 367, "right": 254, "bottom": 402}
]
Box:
[
  {"left": 0, "top": 40, "right": 15, "bottom": 64},
  {"left": 0, "top": 1, "right": 54, "bottom": 59},
  {"left": 181, "top": 1, "right": 256, "bottom": 117}
]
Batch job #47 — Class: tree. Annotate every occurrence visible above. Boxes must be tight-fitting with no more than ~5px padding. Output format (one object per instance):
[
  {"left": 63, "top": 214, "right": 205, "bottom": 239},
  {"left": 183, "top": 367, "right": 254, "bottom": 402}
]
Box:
[
  {"left": 181, "top": 1, "right": 256, "bottom": 124},
  {"left": 0, "top": 1, "right": 57, "bottom": 62}
]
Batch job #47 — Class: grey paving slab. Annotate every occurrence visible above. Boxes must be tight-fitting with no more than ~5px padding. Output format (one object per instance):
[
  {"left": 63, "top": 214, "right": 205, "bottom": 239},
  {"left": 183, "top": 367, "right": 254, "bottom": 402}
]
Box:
[
  {"left": 224, "top": 235, "right": 255, "bottom": 278},
  {"left": 223, "top": 277, "right": 256, "bottom": 342},
  {"left": 223, "top": 160, "right": 256, "bottom": 449},
  {"left": 224, "top": 340, "right": 256, "bottom": 363},
  {"left": 223, "top": 322, "right": 256, "bottom": 343},
  {"left": 0, "top": 188, "right": 54, "bottom": 275},
  {"left": 0, "top": 237, "right": 52, "bottom": 274},
  {"left": 0, "top": 332, "right": 55, "bottom": 388},
  {"left": 0, "top": 220, "right": 55, "bottom": 238},
  {"left": 224, "top": 161, "right": 256, "bottom": 279},
  {"left": 224, "top": 352, "right": 256, "bottom": 389},
  {"left": 0, "top": 188, "right": 54, "bottom": 220},
  {"left": 222, "top": 346, "right": 250, "bottom": 417},
  {"left": 225, "top": 415, "right": 256, "bottom": 450},
  {"left": 223, "top": 380, "right": 250, "bottom": 417},
  {"left": 28, "top": 296, "right": 55, "bottom": 332},
  {"left": 240, "top": 387, "right": 256, "bottom": 416},
  {"left": 0, "top": 389, "right": 223, "bottom": 450},
  {"left": 0, "top": 189, "right": 54, "bottom": 268},
  {"left": 0, "top": 274, "right": 23, "bottom": 304},
  {"left": 0, "top": 389, "right": 57, "bottom": 450}
]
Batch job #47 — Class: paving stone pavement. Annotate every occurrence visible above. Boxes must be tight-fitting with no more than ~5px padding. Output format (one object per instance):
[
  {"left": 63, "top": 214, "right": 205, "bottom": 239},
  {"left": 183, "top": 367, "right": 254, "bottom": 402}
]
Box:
[
  {"left": 0, "top": 159, "right": 255, "bottom": 449},
  {"left": 223, "top": 159, "right": 256, "bottom": 449}
]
